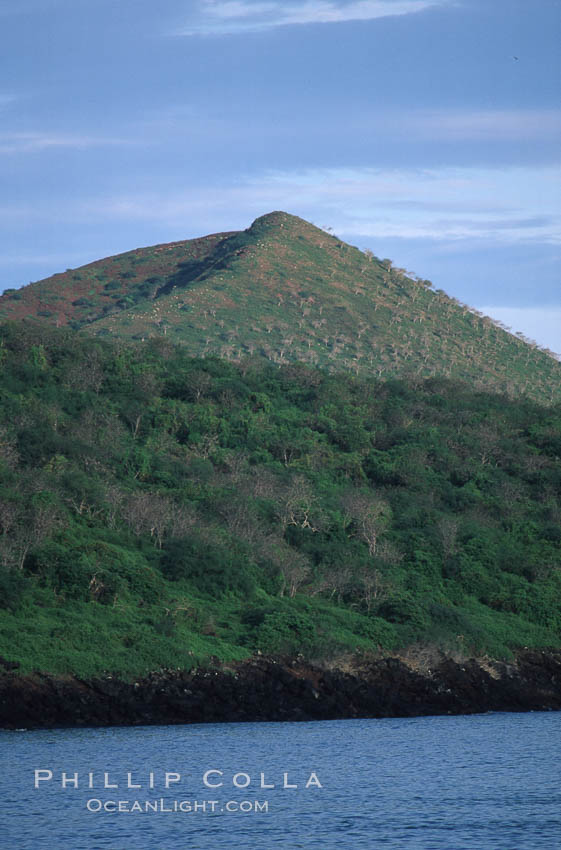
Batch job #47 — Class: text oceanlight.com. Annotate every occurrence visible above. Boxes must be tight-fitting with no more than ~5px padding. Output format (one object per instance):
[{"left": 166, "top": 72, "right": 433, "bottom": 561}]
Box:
[{"left": 86, "top": 798, "right": 270, "bottom": 814}]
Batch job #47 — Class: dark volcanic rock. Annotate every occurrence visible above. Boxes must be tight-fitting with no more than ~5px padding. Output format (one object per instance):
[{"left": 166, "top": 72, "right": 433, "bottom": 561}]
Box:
[{"left": 1, "top": 651, "right": 560, "bottom": 730}]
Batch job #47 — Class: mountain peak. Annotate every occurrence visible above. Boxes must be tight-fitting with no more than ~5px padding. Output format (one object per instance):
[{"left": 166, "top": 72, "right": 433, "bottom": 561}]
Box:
[
  {"left": 247, "top": 211, "right": 326, "bottom": 238},
  {"left": 249, "top": 210, "right": 295, "bottom": 226},
  {"left": 1, "top": 213, "right": 560, "bottom": 403}
]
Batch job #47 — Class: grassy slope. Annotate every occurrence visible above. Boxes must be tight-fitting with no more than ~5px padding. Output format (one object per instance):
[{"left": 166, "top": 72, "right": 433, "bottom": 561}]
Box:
[{"left": 1, "top": 212, "right": 560, "bottom": 404}]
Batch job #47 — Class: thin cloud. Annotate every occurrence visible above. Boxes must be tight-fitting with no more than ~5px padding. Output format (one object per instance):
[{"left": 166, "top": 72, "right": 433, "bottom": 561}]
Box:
[
  {"left": 54, "top": 164, "right": 560, "bottom": 246},
  {"left": 245, "top": 166, "right": 561, "bottom": 244},
  {"left": 175, "top": 0, "right": 448, "bottom": 36},
  {"left": 0, "top": 132, "right": 134, "bottom": 155},
  {"left": 406, "top": 109, "right": 561, "bottom": 142},
  {"left": 3, "top": 164, "right": 558, "bottom": 247},
  {"left": 0, "top": 0, "right": 101, "bottom": 16}
]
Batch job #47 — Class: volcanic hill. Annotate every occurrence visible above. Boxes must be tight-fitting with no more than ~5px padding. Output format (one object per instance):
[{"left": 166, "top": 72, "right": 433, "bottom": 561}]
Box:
[{"left": 1, "top": 211, "right": 559, "bottom": 402}]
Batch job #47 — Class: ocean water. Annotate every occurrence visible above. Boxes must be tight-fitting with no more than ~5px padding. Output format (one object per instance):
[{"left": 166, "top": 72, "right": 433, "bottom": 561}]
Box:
[{"left": 1, "top": 712, "right": 559, "bottom": 849}]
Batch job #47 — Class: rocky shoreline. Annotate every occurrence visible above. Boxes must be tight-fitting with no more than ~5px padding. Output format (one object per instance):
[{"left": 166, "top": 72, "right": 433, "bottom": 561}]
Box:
[{"left": 1, "top": 649, "right": 560, "bottom": 730}]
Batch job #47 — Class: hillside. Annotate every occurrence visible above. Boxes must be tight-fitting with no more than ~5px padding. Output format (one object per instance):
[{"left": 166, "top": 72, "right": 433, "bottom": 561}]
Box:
[
  {"left": 1, "top": 212, "right": 560, "bottom": 404},
  {"left": 1, "top": 325, "right": 560, "bottom": 677}
]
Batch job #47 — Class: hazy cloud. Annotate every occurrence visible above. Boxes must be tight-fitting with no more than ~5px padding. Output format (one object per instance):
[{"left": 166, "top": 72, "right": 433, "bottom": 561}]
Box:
[
  {"left": 243, "top": 166, "right": 561, "bottom": 244},
  {"left": 0, "top": 132, "right": 134, "bottom": 155},
  {"left": 393, "top": 109, "right": 561, "bottom": 143},
  {"left": 53, "top": 164, "right": 559, "bottom": 247},
  {"left": 2, "top": 164, "right": 558, "bottom": 248},
  {"left": 0, "top": 0, "right": 106, "bottom": 15},
  {"left": 130, "top": 105, "right": 561, "bottom": 173},
  {"left": 176, "top": 0, "right": 448, "bottom": 35}
]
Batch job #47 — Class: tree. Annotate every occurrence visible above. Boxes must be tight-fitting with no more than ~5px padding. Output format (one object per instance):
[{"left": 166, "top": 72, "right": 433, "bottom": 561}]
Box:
[
  {"left": 437, "top": 517, "right": 459, "bottom": 561},
  {"left": 341, "top": 490, "right": 391, "bottom": 556},
  {"left": 0, "top": 428, "right": 18, "bottom": 469},
  {"left": 276, "top": 476, "right": 322, "bottom": 534},
  {"left": 356, "top": 564, "right": 388, "bottom": 612},
  {"left": 256, "top": 534, "right": 311, "bottom": 597},
  {"left": 0, "top": 495, "right": 64, "bottom": 570}
]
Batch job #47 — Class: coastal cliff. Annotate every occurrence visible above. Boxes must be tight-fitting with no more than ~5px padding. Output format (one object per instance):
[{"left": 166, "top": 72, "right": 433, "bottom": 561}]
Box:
[{"left": 1, "top": 650, "right": 560, "bottom": 730}]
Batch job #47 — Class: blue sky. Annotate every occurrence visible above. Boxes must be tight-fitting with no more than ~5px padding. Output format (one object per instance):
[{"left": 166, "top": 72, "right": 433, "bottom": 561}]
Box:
[{"left": 1, "top": 0, "right": 560, "bottom": 351}]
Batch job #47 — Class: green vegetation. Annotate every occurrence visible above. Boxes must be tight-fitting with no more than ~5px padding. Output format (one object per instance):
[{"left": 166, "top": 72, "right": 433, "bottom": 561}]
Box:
[
  {"left": 1, "top": 323, "right": 560, "bottom": 676},
  {"left": 1, "top": 212, "right": 560, "bottom": 404}
]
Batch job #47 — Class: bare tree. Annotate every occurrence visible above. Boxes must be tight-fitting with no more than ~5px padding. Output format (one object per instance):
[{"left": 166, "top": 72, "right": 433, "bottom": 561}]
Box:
[
  {"left": 186, "top": 370, "right": 212, "bottom": 402},
  {"left": 341, "top": 490, "right": 391, "bottom": 556},
  {"left": 310, "top": 564, "right": 353, "bottom": 604},
  {"left": 0, "top": 499, "right": 65, "bottom": 570},
  {"left": 0, "top": 428, "right": 18, "bottom": 469},
  {"left": 257, "top": 534, "right": 311, "bottom": 597},
  {"left": 120, "top": 491, "right": 189, "bottom": 549},
  {"left": 188, "top": 433, "right": 219, "bottom": 460},
  {"left": 221, "top": 500, "right": 262, "bottom": 544},
  {"left": 356, "top": 565, "right": 388, "bottom": 612},
  {"left": 276, "top": 476, "right": 322, "bottom": 534},
  {"left": 437, "top": 517, "right": 459, "bottom": 560}
]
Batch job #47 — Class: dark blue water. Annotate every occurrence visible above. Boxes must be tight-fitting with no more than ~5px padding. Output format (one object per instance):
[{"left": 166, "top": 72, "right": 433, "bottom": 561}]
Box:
[{"left": 1, "top": 712, "right": 559, "bottom": 849}]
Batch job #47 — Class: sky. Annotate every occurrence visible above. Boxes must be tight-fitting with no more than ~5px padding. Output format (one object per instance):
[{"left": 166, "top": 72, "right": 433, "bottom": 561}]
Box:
[{"left": 1, "top": 0, "right": 560, "bottom": 351}]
